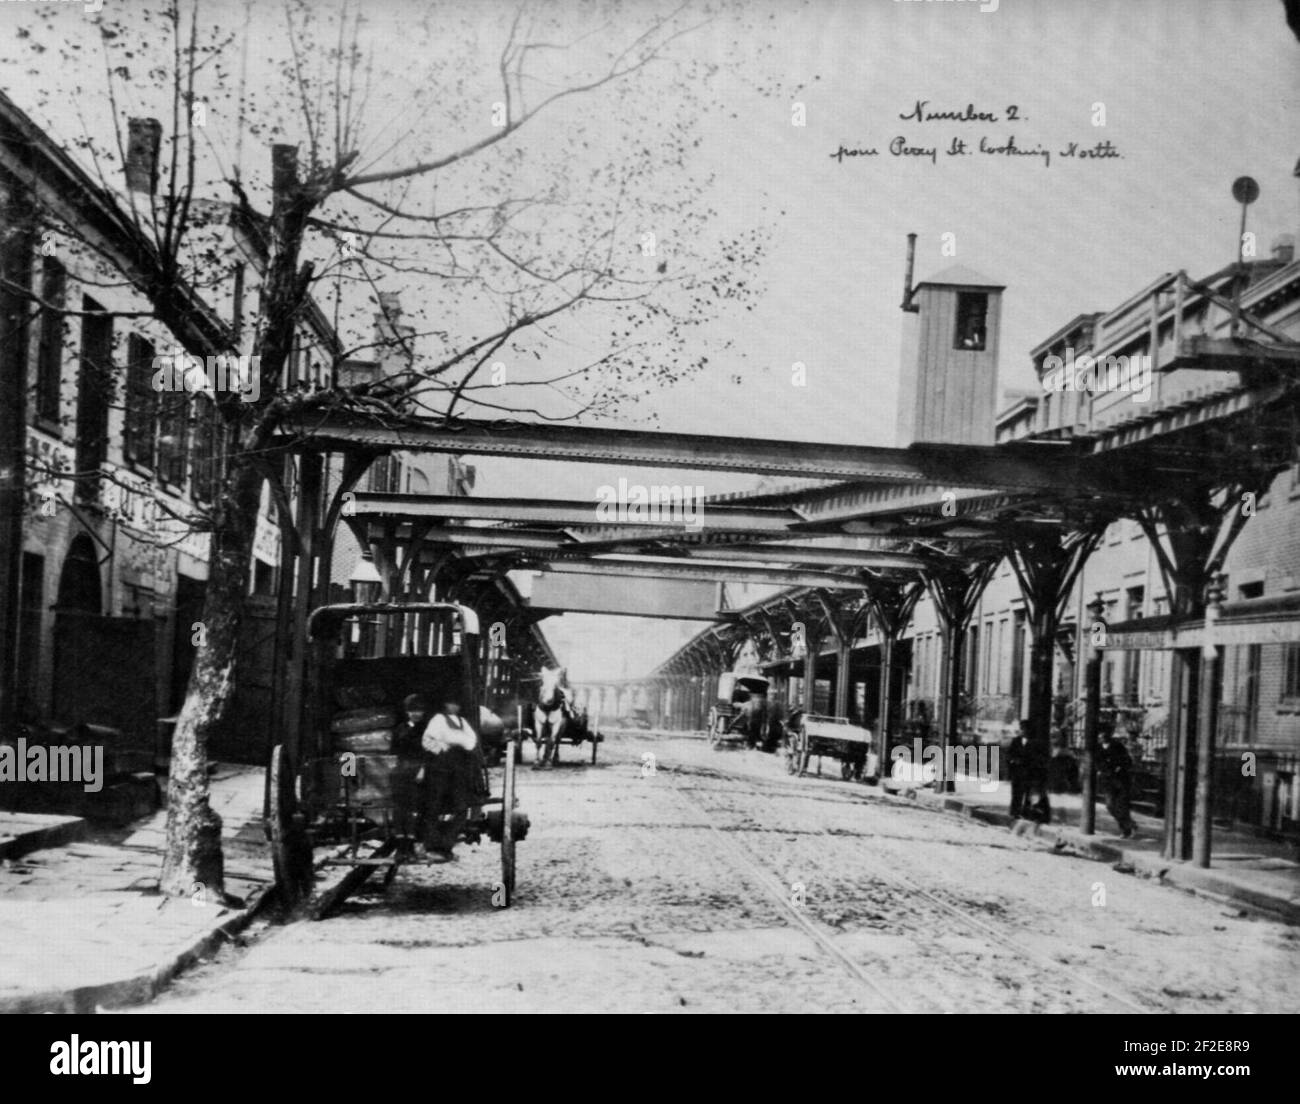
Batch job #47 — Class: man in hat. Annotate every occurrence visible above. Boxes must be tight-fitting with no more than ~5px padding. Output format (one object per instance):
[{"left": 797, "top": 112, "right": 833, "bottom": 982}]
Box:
[{"left": 1098, "top": 729, "right": 1137, "bottom": 838}]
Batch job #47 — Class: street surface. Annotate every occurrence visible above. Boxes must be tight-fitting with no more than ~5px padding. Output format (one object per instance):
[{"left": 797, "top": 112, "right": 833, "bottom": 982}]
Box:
[{"left": 132, "top": 731, "right": 1300, "bottom": 1013}]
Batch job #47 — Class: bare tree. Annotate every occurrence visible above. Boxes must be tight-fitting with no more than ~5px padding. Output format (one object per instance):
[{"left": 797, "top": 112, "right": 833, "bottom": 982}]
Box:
[{"left": 1, "top": 0, "right": 773, "bottom": 896}]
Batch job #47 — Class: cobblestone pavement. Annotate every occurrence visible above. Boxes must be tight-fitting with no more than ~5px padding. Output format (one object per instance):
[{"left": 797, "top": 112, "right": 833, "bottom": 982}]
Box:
[{"left": 128, "top": 733, "right": 1300, "bottom": 1014}]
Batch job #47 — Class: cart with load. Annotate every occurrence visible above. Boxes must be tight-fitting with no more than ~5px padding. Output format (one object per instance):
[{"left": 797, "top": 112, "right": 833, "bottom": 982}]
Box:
[
  {"left": 785, "top": 710, "right": 877, "bottom": 781},
  {"left": 265, "top": 601, "right": 529, "bottom": 915},
  {"left": 707, "top": 672, "right": 774, "bottom": 749}
]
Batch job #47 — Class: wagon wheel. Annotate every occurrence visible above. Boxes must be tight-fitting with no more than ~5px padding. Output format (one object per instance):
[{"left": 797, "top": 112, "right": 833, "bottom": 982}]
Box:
[
  {"left": 268, "top": 744, "right": 313, "bottom": 909},
  {"left": 499, "top": 736, "right": 518, "bottom": 907}
]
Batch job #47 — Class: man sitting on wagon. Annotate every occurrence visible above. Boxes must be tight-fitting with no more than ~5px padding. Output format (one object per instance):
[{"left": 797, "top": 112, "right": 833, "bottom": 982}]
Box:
[
  {"left": 416, "top": 698, "right": 488, "bottom": 861},
  {"left": 390, "top": 694, "right": 435, "bottom": 851}
]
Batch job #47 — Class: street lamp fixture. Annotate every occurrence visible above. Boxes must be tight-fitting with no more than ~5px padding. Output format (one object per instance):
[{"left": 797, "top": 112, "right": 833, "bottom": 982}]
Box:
[{"left": 349, "top": 551, "right": 382, "bottom": 604}]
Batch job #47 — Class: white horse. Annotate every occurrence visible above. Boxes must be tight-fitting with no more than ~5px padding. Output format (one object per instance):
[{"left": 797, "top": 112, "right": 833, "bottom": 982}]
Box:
[{"left": 533, "top": 666, "right": 570, "bottom": 769}]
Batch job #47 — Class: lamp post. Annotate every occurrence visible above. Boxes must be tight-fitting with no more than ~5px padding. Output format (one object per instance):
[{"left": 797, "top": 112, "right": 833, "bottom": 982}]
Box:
[
  {"left": 1193, "top": 574, "right": 1227, "bottom": 868},
  {"left": 348, "top": 550, "right": 382, "bottom": 604},
  {"left": 1081, "top": 592, "right": 1106, "bottom": 835},
  {"left": 1230, "top": 177, "right": 1259, "bottom": 338}
]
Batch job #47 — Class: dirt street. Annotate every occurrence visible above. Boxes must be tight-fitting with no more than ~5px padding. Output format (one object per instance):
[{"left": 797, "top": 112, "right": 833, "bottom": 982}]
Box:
[{"left": 130, "top": 731, "right": 1300, "bottom": 1013}]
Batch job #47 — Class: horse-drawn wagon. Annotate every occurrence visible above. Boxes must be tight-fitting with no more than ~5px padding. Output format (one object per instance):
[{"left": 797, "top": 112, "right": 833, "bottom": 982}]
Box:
[
  {"left": 707, "top": 672, "right": 776, "bottom": 749},
  {"left": 265, "top": 601, "right": 529, "bottom": 912},
  {"left": 502, "top": 667, "right": 601, "bottom": 767},
  {"left": 785, "top": 711, "right": 877, "bottom": 781}
]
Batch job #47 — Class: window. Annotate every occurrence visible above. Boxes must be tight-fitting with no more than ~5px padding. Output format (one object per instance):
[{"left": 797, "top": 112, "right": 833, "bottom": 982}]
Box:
[
  {"left": 368, "top": 454, "right": 402, "bottom": 494},
  {"left": 2, "top": 215, "right": 34, "bottom": 423},
  {"left": 1011, "top": 610, "right": 1026, "bottom": 711},
  {"left": 953, "top": 292, "right": 988, "bottom": 351},
  {"left": 16, "top": 553, "right": 44, "bottom": 721},
  {"left": 1242, "top": 644, "right": 1261, "bottom": 743},
  {"left": 998, "top": 616, "right": 1008, "bottom": 691},
  {"left": 34, "top": 257, "right": 65, "bottom": 426},
  {"left": 190, "top": 394, "right": 219, "bottom": 503},
  {"left": 157, "top": 385, "right": 188, "bottom": 487},
  {"left": 253, "top": 559, "right": 276, "bottom": 596},
  {"left": 1283, "top": 644, "right": 1300, "bottom": 706},
  {"left": 979, "top": 621, "right": 991, "bottom": 695},
  {"left": 75, "top": 298, "right": 113, "bottom": 501},
  {"left": 123, "top": 334, "right": 158, "bottom": 468},
  {"left": 1123, "top": 588, "right": 1143, "bottom": 702}
]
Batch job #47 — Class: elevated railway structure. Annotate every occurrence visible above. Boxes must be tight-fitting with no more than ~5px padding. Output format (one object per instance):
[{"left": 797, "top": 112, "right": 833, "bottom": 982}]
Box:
[{"left": 267, "top": 250, "right": 1300, "bottom": 870}]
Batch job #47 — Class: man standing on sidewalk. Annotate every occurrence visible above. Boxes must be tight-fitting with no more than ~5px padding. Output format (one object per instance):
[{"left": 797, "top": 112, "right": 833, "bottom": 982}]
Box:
[
  {"left": 1007, "top": 724, "right": 1029, "bottom": 818},
  {"left": 1024, "top": 723, "right": 1053, "bottom": 824},
  {"left": 1098, "top": 731, "right": 1137, "bottom": 838}
]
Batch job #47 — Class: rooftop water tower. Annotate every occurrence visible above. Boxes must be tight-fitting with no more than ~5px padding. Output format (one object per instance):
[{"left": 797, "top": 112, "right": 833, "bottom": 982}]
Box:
[{"left": 895, "top": 234, "right": 1004, "bottom": 447}]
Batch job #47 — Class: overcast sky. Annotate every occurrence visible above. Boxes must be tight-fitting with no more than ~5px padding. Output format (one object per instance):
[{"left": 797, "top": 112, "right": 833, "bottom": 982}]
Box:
[
  {"left": 498, "top": 0, "right": 1300, "bottom": 681},
  {"left": 4, "top": 0, "right": 1296, "bottom": 682}
]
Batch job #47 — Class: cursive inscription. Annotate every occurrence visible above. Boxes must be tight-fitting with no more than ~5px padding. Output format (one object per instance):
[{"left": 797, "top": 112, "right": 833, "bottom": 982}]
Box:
[
  {"left": 899, "top": 100, "right": 1015, "bottom": 123},
  {"left": 831, "top": 102, "right": 1122, "bottom": 170},
  {"left": 830, "top": 144, "right": 879, "bottom": 162},
  {"left": 1060, "top": 139, "right": 1121, "bottom": 160}
]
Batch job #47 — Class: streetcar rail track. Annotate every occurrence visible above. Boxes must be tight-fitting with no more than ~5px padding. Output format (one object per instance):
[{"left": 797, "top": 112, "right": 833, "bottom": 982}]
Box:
[
  {"left": 663, "top": 769, "right": 917, "bottom": 1013},
  {"left": 672, "top": 761, "right": 1153, "bottom": 1014}
]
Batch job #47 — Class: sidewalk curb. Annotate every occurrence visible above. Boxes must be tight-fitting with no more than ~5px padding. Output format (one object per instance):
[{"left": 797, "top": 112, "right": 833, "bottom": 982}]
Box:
[
  {"left": 0, "top": 882, "right": 276, "bottom": 1015},
  {"left": 0, "top": 833, "right": 379, "bottom": 1013},
  {"left": 0, "top": 815, "right": 88, "bottom": 861},
  {"left": 1124, "top": 851, "right": 1300, "bottom": 925},
  {"left": 907, "top": 788, "right": 1300, "bottom": 925}
]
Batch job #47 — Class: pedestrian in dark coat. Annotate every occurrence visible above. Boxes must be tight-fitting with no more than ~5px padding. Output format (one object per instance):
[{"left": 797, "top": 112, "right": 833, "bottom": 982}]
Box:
[
  {"left": 1024, "top": 733, "right": 1052, "bottom": 824},
  {"left": 392, "top": 694, "right": 434, "bottom": 845},
  {"left": 1007, "top": 725, "right": 1030, "bottom": 818},
  {"left": 1098, "top": 732, "right": 1137, "bottom": 837}
]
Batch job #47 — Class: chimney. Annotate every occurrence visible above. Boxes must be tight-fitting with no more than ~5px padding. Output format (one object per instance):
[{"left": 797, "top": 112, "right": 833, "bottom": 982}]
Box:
[
  {"left": 375, "top": 291, "right": 414, "bottom": 384},
  {"left": 125, "top": 118, "right": 162, "bottom": 195},
  {"left": 901, "top": 232, "right": 918, "bottom": 312},
  {"left": 1273, "top": 233, "right": 1295, "bottom": 265}
]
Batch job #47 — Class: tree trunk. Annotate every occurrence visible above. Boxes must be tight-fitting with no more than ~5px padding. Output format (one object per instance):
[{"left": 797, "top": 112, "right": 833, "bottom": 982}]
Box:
[{"left": 159, "top": 455, "right": 263, "bottom": 898}]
